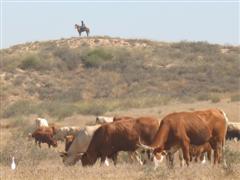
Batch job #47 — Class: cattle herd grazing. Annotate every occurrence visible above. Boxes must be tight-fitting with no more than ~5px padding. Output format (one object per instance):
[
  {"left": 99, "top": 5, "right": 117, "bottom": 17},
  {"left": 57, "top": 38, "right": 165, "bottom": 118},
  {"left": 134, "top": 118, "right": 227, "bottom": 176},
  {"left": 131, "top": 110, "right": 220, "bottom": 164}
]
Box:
[{"left": 28, "top": 109, "right": 240, "bottom": 169}]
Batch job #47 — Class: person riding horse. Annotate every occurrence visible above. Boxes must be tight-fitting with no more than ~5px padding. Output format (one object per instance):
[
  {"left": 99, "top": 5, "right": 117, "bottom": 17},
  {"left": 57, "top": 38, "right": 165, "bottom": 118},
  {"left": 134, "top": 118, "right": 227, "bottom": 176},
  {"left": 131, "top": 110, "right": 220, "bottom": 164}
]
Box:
[
  {"left": 81, "top": 21, "right": 86, "bottom": 28},
  {"left": 75, "top": 20, "right": 90, "bottom": 37}
]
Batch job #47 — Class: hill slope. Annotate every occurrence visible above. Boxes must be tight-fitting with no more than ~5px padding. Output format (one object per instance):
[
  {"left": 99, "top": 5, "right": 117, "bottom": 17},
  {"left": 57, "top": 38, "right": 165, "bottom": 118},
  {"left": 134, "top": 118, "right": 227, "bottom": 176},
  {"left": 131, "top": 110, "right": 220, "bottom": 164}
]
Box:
[{"left": 1, "top": 36, "right": 240, "bottom": 119}]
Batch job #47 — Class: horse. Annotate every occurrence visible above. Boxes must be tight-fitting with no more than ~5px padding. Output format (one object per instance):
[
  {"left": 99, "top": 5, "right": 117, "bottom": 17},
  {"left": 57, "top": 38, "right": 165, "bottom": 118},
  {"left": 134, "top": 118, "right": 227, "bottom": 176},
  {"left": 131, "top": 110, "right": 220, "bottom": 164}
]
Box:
[{"left": 75, "top": 24, "right": 90, "bottom": 37}]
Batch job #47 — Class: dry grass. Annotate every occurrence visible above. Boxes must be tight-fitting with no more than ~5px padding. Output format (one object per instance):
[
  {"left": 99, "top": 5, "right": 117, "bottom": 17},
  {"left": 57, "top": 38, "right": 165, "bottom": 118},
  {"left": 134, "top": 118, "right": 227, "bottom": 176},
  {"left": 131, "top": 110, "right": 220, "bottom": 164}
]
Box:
[{"left": 0, "top": 101, "right": 240, "bottom": 180}]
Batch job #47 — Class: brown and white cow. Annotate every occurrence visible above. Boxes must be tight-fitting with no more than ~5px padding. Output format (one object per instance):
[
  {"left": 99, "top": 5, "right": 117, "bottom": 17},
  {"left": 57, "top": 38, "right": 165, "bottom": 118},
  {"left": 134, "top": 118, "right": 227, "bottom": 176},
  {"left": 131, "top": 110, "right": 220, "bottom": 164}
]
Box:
[
  {"left": 60, "top": 125, "right": 103, "bottom": 166},
  {"left": 31, "top": 127, "right": 57, "bottom": 148},
  {"left": 81, "top": 117, "right": 160, "bottom": 166},
  {"left": 35, "top": 118, "right": 49, "bottom": 128},
  {"left": 95, "top": 116, "right": 114, "bottom": 124},
  {"left": 139, "top": 109, "right": 228, "bottom": 168},
  {"left": 53, "top": 127, "right": 81, "bottom": 142}
]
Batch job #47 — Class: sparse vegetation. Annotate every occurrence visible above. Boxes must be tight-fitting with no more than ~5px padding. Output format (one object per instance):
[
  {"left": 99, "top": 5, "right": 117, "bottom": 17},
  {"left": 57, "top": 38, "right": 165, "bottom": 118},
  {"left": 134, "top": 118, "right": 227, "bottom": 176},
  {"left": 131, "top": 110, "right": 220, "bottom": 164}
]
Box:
[
  {"left": 0, "top": 37, "right": 239, "bottom": 119},
  {"left": 231, "top": 94, "right": 240, "bottom": 102}
]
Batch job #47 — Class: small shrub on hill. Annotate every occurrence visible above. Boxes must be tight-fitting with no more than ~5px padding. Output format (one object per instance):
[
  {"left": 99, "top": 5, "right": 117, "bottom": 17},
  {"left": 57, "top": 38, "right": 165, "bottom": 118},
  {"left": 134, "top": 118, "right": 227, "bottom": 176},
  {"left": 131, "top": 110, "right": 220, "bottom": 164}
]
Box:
[
  {"left": 19, "top": 54, "right": 49, "bottom": 71},
  {"left": 2, "top": 100, "right": 39, "bottom": 118},
  {"left": 82, "top": 48, "right": 113, "bottom": 68},
  {"left": 231, "top": 94, "right": 240, "bottom": 102}
]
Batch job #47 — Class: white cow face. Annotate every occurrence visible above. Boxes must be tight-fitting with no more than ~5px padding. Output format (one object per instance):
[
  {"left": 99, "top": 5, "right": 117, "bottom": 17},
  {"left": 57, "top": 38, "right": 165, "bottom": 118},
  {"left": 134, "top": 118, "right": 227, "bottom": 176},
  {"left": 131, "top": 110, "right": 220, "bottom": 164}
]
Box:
[{"left": 60, "top": 152, "right": 82, "bottom": 166}]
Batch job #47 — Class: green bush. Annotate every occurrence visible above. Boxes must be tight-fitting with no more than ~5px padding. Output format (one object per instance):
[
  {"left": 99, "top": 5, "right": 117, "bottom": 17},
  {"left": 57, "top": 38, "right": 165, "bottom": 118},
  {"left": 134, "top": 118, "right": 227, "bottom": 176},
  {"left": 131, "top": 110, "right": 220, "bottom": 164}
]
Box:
[
  {"left": 39, "top": 101, "right": 78, "bottom": 120},
  {"left": 77, "top": 101, "right": 109, "bottom": 116},
  {"left": 82, "top": 48, "right": 113, "bottom": 68},
  {"left": 211, "top": 95, "right": 221, "bottom": 103},
  {"left": 19, "top": 54, "right": 48, "bottom": 70},
  {"left": 231, "top": 94, "right": 240, "bottom": 102},
  {"left": 196, "top": 93, "right": 210, "bottom": 101},
  {"left": 2, "top": 100, "right": 40, "bottom": 118},
  {"left": 53, "top": 47, "right": 82, "bottom": 70}
]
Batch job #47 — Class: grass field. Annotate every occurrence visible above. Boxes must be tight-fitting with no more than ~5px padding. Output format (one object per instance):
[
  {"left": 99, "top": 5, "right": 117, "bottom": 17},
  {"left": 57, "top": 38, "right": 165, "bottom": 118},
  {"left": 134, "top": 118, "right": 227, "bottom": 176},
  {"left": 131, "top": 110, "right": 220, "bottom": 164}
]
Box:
[{"left": 0, "top": 101, "right": 240, "bottom": 180}]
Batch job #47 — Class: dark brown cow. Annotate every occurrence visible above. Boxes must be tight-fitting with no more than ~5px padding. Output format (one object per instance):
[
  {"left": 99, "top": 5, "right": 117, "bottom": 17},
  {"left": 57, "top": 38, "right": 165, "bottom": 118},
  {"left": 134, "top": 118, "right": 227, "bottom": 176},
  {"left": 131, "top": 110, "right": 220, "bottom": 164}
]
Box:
[
  {"left": 139, "top": 109, "right": 228, "bottom": 167},
  {"left": 31, "top": 127, "right": 57, "bottom": 148},
  {"left": 226, "top": 123, "right": 240, "bottom": 141},
  {"left": 81, "top": 117, "right": 160, "bottom": 166}
]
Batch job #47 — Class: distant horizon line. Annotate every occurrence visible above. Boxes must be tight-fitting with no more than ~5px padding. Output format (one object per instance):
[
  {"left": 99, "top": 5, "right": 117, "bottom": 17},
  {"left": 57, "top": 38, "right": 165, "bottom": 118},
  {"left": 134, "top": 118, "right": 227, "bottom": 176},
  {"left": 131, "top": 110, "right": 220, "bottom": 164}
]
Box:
[{"left": 1, "top": 35, "right": 239, "bottom": 50}]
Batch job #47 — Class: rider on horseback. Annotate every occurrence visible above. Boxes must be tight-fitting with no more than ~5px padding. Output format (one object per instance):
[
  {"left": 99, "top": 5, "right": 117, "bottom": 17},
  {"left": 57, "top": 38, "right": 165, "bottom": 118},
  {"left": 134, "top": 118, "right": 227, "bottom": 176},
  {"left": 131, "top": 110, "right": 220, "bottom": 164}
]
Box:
[{"left": 81, "top": 20, "right": 86, "bottom": 28}]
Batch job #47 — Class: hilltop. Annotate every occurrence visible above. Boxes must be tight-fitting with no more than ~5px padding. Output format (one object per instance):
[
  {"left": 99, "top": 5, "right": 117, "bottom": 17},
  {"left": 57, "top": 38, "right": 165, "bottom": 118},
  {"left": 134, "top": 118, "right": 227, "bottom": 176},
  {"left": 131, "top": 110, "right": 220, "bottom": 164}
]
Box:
[{"left": 1, "top": 36, "right": 240, "bottom": 120}]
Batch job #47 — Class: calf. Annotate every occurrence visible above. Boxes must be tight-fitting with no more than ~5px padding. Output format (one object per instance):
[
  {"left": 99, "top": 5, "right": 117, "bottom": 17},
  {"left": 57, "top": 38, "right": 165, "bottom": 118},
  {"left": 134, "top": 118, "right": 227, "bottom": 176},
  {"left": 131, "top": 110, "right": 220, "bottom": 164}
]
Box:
[
  {"left": 31, "top": 128, "right": 57, "bottom": 148},
  {"left": 189, "top": 143, "right": 212, "bottom": 163}
]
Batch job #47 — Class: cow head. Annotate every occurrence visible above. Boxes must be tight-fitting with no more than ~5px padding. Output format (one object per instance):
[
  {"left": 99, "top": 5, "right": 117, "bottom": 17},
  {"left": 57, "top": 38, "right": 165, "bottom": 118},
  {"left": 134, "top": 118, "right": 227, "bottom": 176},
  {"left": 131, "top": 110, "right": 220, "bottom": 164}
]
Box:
[
  {"left": 138, "top": 137, "right": 166, "bottom": 168},
  {"left": 81, "top": 153, "right": 97, "bottom": 166},
  {"left": 59, "top": 152, "right": 82, "bottom": 166}
]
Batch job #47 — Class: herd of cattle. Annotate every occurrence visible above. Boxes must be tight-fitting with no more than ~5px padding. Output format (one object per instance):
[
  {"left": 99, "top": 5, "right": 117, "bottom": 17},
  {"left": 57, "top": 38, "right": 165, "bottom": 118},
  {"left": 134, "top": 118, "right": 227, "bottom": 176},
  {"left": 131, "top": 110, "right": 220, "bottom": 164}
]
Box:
[{"left": 28, "top": 109, "right": 240, "bottom": 169}]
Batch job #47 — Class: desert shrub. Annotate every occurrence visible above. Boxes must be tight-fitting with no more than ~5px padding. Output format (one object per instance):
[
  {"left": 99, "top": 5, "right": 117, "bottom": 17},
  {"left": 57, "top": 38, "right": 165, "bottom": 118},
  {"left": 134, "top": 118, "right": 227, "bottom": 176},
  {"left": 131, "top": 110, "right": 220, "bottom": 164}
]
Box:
[
  {"left": 210, "top": 95, "right": 221, "bottom": 103},
  {"left": 13, "top": 75, "right": 26, "bottom": 86},
  {"left": 77, "top": 101, "right": 110, "bottom": 116},
  {"left": 39, "top": 101, "right": 78, "bottom": 120},
  {"left": 82, "top": 48, "right": 113, "bottom": 68},
  {"left": 19, "top": 54, "right": 49, "bottom": 71},
  {"left": 53, "top": 47, "right": 82, "bottom": 70},
  {"left": 0, "top": 54, "right": 20, "bottom": 72},
  {"left": 2, "top": 100, "right": 40, "bottom": 118},
  {"left": 231, "top": 94, "right": 240, "bottom": 102},
  {"left": 8, "top": 117, "right": 27, "bottom": 128},
  {"left": 196, "top": 93, "right": 210, "bottom": 101}
]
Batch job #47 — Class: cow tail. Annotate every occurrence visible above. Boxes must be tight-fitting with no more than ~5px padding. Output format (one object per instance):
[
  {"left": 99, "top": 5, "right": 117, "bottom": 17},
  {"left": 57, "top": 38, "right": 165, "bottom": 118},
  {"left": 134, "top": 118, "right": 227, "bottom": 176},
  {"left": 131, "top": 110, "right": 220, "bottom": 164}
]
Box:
[{"left": 220, "top": 109, "right": 229, "bottom": 167}]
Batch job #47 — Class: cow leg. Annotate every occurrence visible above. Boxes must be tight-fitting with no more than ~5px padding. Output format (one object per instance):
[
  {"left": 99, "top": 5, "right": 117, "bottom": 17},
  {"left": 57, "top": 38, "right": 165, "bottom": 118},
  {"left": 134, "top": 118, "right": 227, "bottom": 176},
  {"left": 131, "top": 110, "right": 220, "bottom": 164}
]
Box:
[
  {"left": 166, "top": 153, "right": 174, "bottom": 168},
  {"left": 210, "top": 139, "right": 222, "bottom": 165},
  {"left": 207, "top": 149, "right": 212, "bottom": 162},
  {"left": 38, "top": 142, "right": 41, "bottom": 148},
  {"left": 181, "top": 139, "right": 190, "bottom": 166},
  {"left": 179, "top": 150, "right": 185, "bottom": 167},
  {"left": 199, "top": 153, "right": 204, "bottom": 162},
  {"left": 100, "top": 156, "right": 109, "bottom": 166},
  {"left": 111, "top": 153, "right": 118, "bottom": 166}
]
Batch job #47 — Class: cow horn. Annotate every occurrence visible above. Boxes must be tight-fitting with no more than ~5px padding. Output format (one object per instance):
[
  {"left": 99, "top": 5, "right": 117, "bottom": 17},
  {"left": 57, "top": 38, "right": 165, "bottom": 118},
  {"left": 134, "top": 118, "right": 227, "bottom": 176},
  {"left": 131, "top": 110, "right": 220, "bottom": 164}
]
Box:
[{"left": 138, "top": 137, "right": 154, "bottom": 150}]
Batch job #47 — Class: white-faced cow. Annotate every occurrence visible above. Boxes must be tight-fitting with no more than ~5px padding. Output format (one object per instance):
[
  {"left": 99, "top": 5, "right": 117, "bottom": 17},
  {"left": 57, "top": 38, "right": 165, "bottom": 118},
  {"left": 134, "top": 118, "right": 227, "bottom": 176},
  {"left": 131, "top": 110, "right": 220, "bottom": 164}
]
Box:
[{"left": 60, "top": 125, "right": 107, "bottom": 166}]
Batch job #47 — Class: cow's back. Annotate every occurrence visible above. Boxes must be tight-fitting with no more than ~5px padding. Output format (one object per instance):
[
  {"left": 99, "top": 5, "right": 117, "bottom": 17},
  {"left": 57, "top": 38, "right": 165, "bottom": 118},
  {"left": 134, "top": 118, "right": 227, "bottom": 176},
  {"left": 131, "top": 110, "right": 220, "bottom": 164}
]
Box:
[{"left": 89, "top": 117, "right": 160, "bottom": 153}]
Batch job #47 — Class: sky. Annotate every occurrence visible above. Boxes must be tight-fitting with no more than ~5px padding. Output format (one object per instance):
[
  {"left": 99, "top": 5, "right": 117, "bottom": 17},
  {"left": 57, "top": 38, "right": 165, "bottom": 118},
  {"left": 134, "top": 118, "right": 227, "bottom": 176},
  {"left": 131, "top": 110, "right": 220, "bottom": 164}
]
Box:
[{"left": 1, "top": 0, "right": 239, "bottom": 48}]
